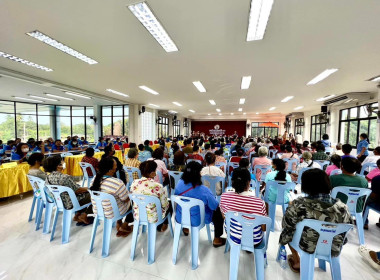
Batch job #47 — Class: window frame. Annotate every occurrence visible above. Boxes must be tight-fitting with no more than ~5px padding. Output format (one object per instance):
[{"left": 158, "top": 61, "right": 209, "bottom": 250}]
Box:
[
  {"left": 294, "top": 118, "right": 304, "bottom": 136},
  {"left": 157, "top": 116, "right": 169, "bottom": 138},
  {"left": 100, "top": 105, "right": 129, "bottom": 137},
  {"left": 250, "top": 122, "right": 279, "bottom": 138},
  {"left": 173, "top": 119, "right": 180, "bottom": 137}
]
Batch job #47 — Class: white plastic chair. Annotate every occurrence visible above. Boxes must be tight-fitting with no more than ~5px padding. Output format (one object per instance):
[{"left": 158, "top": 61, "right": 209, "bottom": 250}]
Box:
[
  {"left": 79, "top": 162, "right": 96, "bottom": 188},
  {"left": 314, "top": 160, "right": 330, "bottom": 170},
  {"left": 330, "top": 169, "right": 342, "bottom": 176}
]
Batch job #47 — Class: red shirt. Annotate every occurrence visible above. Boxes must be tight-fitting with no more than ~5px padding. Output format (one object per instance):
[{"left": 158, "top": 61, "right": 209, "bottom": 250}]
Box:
[
  {"left": 188, "top": 154, "right": 204, "bottom": 163},
  {"left": 81, "top": 156, "right": 99, "bottom": 177}
]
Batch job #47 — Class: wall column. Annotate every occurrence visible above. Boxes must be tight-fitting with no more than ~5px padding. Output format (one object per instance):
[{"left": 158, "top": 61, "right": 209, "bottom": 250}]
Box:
[{"left": 93, "top": 105, "right": 101, "bottom": 141}]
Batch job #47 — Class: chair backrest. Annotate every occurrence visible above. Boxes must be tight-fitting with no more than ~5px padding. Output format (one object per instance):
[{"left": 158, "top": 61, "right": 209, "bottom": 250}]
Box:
[
  {"left": 227, "top": 162, "right": 240, "bottom": 176},
  {"left": 290, "top": 219, "right": 353, "bottom": 259},
  {"left": 252, "top": 165, "right": 272, "bottom": 182},
  {"left": 325, "top": 147, "right": 333, "bottom": 154},
  {"left": 114, "top": 144, "right": 121, "bottom": 150},
  {"left": 123, "top": 166, "right": 142, "bottom": 189},
  {"left": 269, "top": 149, "right": 278, "bottom": 159},
  {"left": 45, "top": 184, "right": 81, "bottom": 210},
  {"left": 297, "top": 167, "right": 311, "bottom": 184},
  {"left": 171, "top": 195, "right": 205, "bottom": 229},
  {"left": 330, "top": 169, "right": 342, "bottom": 176},
  {"left": 331, "top": 186, "right": 372, "bottom": 214},
  {"left": 88, "top": 190, "right": 122, "bottom": 220},
  {"left": 27, "top": 175, "right": 52, "bottom": 203},
  {"left": 156, "top": 170, "right": 164, "bottom": 185},
  {"left": 276, "top": 153, "right": 283, "bottom": 159},
  {"left": 314, "top": 160, "right": 330, "bottom": 170},
  {"left": 168, "top": 171, "right": 183, "bottom": 189},
  {"left": 162, "top": 157, "right": 168, "bottom": 168},
  {"left": 282, "top": 158, "right": 298, "bottom": 172},
  {"left": 360, "top": 162, "right": 377, "bottom": 176},
  {"left": 201, "top": 175, "right": 225, "bottom": 197},
  {"left": 122, "top": 143, "right": 129, "bottom": 149},
  {"left": 215, "top": 162, "right": 227, "bottom": 173},
  {"left": 264, "top": 181, "right": 296, "bottom": 205},
  {"left": 186, "top": 159, "right": 202, "bottom": 165},
  {"left": 129, "top": 193, "right": 164, "bottom": 224},
  {"left": 225, "top": 212, "right": 272, "bottom": 250},
  {"left": 79, "top": 162, "right": 96, "bottom": 179}
]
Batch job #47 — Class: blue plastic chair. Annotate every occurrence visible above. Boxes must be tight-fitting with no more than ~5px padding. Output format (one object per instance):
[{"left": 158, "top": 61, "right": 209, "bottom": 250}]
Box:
[
  {"left": 79, "top": 162, "right": 96, "bottom": 188},
  {"left": 269, "top": 149, "right": 278, "bottom": 159},
  {"left": 282, "top": 158, "right": 298, "bottom": 172},
  {"left": 215, "top": 162, "right": 227, "bottom": 173},
  {"left": 359, "top": 162, "right": 377, "bottom": 176},
  {"left": 314, "top": 160, "right": 330, "bottom": 170},
  {"left": 252, "top": 165, "right": 272, "bottom": 182},
  {"left": 123, "top": 166, "right": 142, "bottom": 190},
  {"left": 286, "top": 219, "right": 353, "bottom": 280},
  {"left": 88, "top": 190, "right": 132, "bottom": 257},
  {"left": 163, "top": 157, "right": 168, "bottom": 168},
  {"left": 171, "top": 195, "right": 211, "bottom": 270},
  {"left": 187, "top": 159, "right": 202, "bottom": 165},
  {"left": 130, "top": 194, "right": 174, "bottom": 264},
  {"left": 201, "top": 175, "right": 225, "bottom": 201},
  {"left": 168, "top": 171, "right": 183, "bottom": 190},
  {"left": 224, "top": 212, "right": 272, "bottom": 280},
  {"left": 363, "top": 203, "right": 380, "bottom": 227},
  {"left": 46, "top": 185, "right": 91, "bottom": 244},
  {"left": 331, "top": 186, "right": 372, "bottom": 245},
  {"left": 27, "top": 174, "right": 42, "bottom": 223},
  {"left": 264, "top": 181, "right": 296, "bottom": 231},
  {"left": 297, "top": 167, "right": 312, "bottom": 184},
  {"left": 330, "top": 169, "right": 342, "bottom": 176},
  {"left": 27, "top": 175, "right": 54, "bottom": 234}
]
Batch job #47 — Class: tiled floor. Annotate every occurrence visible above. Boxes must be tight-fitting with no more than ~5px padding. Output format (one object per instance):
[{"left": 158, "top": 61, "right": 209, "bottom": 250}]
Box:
[{"left": 0, "top": 192, "right": 379, "bottom": 280}]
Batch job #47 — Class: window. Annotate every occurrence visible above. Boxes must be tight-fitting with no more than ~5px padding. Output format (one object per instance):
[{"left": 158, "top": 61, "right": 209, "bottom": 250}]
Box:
[
  {"left": 251, "top": 122, "right": 279, "bottom": 138},
  {"left": 310, "top": 114, "right": 327, "bottom": 142},
  {"left": 38, "top": 105, "right": 55, "bottom": 140},
  {"left": 157, "top": 117, "right": 169, "bottom": 138},
  {"left": 101, "top": 105, "right": 129, "bottom": 137},
  {"left": 0, "top": 101, "right": 16, "bottom": 141},
  {"left": 294, "top": 118, "right": 304, "bottom": 136},
  {"left": 173, "top": 120, "right": 180, "bottom": 137},
  {"left": 339, "top": 103, "right": 378, "bottom": 149},
  {"left": 141, "top": 111, "right": 153, "bottom": 141}
]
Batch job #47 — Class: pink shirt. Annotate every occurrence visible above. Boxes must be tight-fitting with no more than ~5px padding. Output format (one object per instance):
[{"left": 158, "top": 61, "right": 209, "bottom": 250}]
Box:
[
  {"left": 252, "top": 157, "right": 272, "bottom": 181},
  {"left": 367, "top": 168, "right": 380, "bottom": 182},
  {"left": 326, "top": 165, "right": 339, "bottom": 176},
  {"left": 148, "top": 158, "right": 168, "bottom": 183}
]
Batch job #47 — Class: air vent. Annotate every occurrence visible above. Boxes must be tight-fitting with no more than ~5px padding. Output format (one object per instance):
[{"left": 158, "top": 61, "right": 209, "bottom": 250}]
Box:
[
  {"left": 324, "top": 95, "right": 348, "bottom": 105},
  {"left": 323, "top": 92, "right": 373, "bottom": 106}
]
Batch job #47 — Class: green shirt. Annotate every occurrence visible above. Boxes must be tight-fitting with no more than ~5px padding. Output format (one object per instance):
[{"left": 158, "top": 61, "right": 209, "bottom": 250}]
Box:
[
  {"left": 144, "top": 145, "right": 153, "bottom": 154},
  {"left": 330, "top": 174, "right": 368, "bottom": 212}
]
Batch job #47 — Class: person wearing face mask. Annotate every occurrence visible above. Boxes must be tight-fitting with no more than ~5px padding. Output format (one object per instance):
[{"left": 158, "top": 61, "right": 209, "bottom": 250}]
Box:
[
  {"left": 32, "top": 141, "right": 46, "bottom": 154},
  {"left": 52, "top": 139, "right": 68, "bottom": 153},
  {"left": 11, "top": 143, "right": 30, "bottom": 163},
  {"left": 68, "top": 137, "right": 81, "bottom": 151},
  {"left": 101, "top": 144, "right": 127, "bottom": 184},
  {"left": 44, "top": 155, "right": 93, "bottom": 225}
]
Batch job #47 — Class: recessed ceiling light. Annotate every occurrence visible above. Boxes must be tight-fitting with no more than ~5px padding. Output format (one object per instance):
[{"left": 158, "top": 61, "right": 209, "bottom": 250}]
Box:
[
  {"left": 0, "top": 51, "right": 53, "bottom": 71},
  {"left": 316, "top": 95, "right": 335, "bottom": 102},
  {"left": 256, "top": 112, "right": 259, "bottom": 114},
  {"left": 29, "top": 95, "right": 58, "bottom": 102},
  {"left": 172, "top": 102, "right": 182, "bottom": 106},
  {"left": 269, "top": 107, "right": 276, "bottom": 111},
  {"left": 128, "top": 2, "right": 178, "bottom": 52},
  {"left": 243, "top": 112, "right": 247, "bottom": 115},
  {"left": 239, "top": 98, "right": 246, "bottom": 104},
  {"left": 207, "top": 113, "right": 211, "bottom": 116},
  {"left": 281, "top": 96, "right": 294, "bottom": 103},
  {"left": 64, "top": 91, "right": 91, "bottom": 99},
  {"left": 26, "top": 30, "right": 98, "bottom": 65},
  {"left": 209, "top": 100, "right": 216, "bottom": 105},
  {"left": 106, "top": 88, "right": 129, "bottom": 97},
  {"left": 14, "top": 96, "right": 44, "bottom": 103},
  {"left": 368, "top": 76, "right": 380, "bottom": 82},
  {"left": 139, "top": 86, "right": 159, "bottom": 95},
  {"left": 218, "top": 113, "right": 222, "bottom": 116},
  {"left": 246, "top": 0, "right": 274, "bottom": 41},
  {"left": 238, "top": 108, "right": 243, "bottom": 112},
  {"left": 230, "top": 113, "right": 234, "bottom": 115},
  {"left": 45, "top": 93, "right": 74, "bottom": 100},
  {"left": 307, "top": 69, "right": 338, "bottom": 85},
  {"left": 149, "top": 103, "right": 160, "bottom": 108},
  {"left": 168, "top": 110, "right": 177, "bottom": 114},
  {"left": 193, "top": 81, "right": 206, "bottom": 93},
  {"left": 294, "top": 106, "right": 304, "bottom": 110},
  {"left": 216, "top": 108, "right": 221, "bottom": 112},
  {"left": 241, "top": 76, "right": 252, "bottom": 90},
  {"left": 189, "top": 109, "right": 195, "bottom": 113}
]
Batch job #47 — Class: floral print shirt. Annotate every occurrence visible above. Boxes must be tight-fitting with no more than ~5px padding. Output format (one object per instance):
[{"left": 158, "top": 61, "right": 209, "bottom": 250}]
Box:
[{"left": 130, "top": 177, "right": 169, "bottom": 223}]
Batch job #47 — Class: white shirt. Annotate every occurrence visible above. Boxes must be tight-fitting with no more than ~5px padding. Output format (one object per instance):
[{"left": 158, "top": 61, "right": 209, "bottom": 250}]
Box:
[
  {"left": 295, "top": 134, "right": 303, "bottom": 144},
  {"left": 201, "top": 165, "right": 226, "bottom": 195},
  {"left": 362, "top": 155, "right": 380, "bottom": 165}
]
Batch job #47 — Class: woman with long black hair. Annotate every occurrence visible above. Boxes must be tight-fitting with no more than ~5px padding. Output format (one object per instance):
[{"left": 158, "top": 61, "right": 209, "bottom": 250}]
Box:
[
  {"left": 264, "top": 159, "right": 292, "bottom": 204},
  {"left": 102, "top": 144, "right": 126, "bottom": 184}
]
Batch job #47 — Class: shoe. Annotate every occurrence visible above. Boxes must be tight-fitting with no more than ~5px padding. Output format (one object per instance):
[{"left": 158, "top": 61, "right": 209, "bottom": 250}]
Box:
[
  {"left": 358, "top": 246, "right": 380, "bottom": 271},
  {"left": 116, "top": 230, "right": 131, "bottom": 238},
  {"left": 159, "top": 224, "right": 168, "bottom": 232},
  {"left": 182, "top": 228, "right": 189, "bottom": 236},
  {"left": 213, "top": 237, "right": 226, "bottom": 248},
  {"left": 364, "top": 224, "right": 369, "bottom": 230},
  {"left": 376, "top": 223, "right": 380, "bottom": 228},
  {"left": 73, "top": 213, "right": 81, "bottom": 222}
]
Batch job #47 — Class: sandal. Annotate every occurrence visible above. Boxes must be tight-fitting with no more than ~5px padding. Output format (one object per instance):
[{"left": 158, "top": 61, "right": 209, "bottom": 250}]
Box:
[
  {"left": 288, "top": 254, "right": 300, "bottom": 273},
  {"left": 116, "top": 230, "right": 131, "bottom": 238}
]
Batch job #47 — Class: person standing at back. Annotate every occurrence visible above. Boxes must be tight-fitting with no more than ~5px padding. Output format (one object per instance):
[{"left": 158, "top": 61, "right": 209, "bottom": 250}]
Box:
[
  {"left": 321, "top": 134, "right": 331, "bottom": 148},
  {"left": 357, "top": 133, "right": 370, "bottom": 163}
]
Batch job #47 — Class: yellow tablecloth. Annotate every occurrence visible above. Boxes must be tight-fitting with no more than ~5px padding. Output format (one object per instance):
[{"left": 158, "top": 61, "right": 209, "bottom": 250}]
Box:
[
  {"left": 166, "top": 143, "right": 172, "bottom": 150},
  {"left": 0, "top": 162, "right": 32, "bottom": 198},
  {"left": 152, "top": 144, "right": 160, "bottom": 151}
]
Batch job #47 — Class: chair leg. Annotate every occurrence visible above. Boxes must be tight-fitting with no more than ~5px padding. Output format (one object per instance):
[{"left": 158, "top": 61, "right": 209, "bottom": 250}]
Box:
[
  {"left": 43, "top": 203, "right": 54, "bottom": 234},
  {"left": 61, "top": 210, "right": 73, "bottom": 244},
  {"left": 167, "top": 213, "right": 174, "bottom": 237},
  {"left": 300, "top": 253, "right": 315, "bottom": 280},
  {"left": 330, "top": 257, "right": 342, "bottom": 280},
  {"left": 102, "top": 219, "right": 113, "bottom": 258},
  {"left": 142, "top": 225, "right": 147, "bottom": 233},
  {"left": 229, "top": 244, "right": 241, "bottom": 280},
  {"left": 224, "top": 240, "right": 230, "bottom": 253},
  {"left": 50, "top": 209, "right": 60, "bottom": 242},
  {"left": 318, "top": 259, "right": 326, "bottom": 271},
  {"left": 147, "top": 223, "right": 157, "bottom": 264},
  {"left": 130, "top": 221, "right": 140, "bottom": 261},
  {"left": 28, "top": 196, "right": 37, "bottom": 222},
  {"left": 254, "top": 249, "right": 265, "bottom": 280},
  {"left": 206, "top": 223, "right": 212, "bottom": 243},
  {"left": 35, "top": 200, "right": 44, "bottom": 231},
  {"left": 81, "top": 178, "right": 85, "bottom": 188},
  {"left": 191, "top": 227, "right": 200, "bottom": 270},
  {"left": 355, "top": 214, "right": 365, "bottom": 245},
  {"left": 89, "top": 215, "right": 99, "bottom": 254},
  {"left": 172, "top": 223, "right": 182, "bottom": 265},
  {"left": 268, "top": 203, "right": 276, "bottom": 232}
]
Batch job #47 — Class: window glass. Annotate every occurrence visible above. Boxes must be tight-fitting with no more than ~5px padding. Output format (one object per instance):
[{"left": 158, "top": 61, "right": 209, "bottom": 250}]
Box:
[
  {"left": 102, "top": 106, "right": 112, "bottom": 117},
  {"left": 369, "top": 119, "right": 377, "bottom": 149},
  {"left": 359, "top": 106, "right": 367, "bottom": 118},
  {"left": 57, "top": 106, "right": 71, "bottom": 116},
  {"left": 38, "top": 105, "right": 55, "bottom": 116},
  {"left": 340, "top": 122, "right": 348, "bottom": 144},
  {"left": 0, "top": 101, "right": 15, "bottom": 114},
  {"left": 72, "top": 107, "right": 85, "bottom": 117},
  {"left": 102, "top": 117, "right": 112, "bottom": 136},
  {"left": 86, "top": 107, "right": 95, "bottom": 142},
  {"left": 113, "top": 116, "right": 123, "bottom": 135},
  {"left": 124, "top": 116, "right": 129, "bottom": 137},
  {"left": 16, "top": 114, "right": 37, "bottom": 142},
  {"left": 72, "top": 117, "right": 85, "bottom": 137},
  {"left": 341, "top": 109, "right": 348, "bottom": 120},
  {"left": 38, "top": 115, "right": 53, "bottom": 140},
  {"left": 348, "top": 121, "right": 358, "bottom": 147},
  {"left": 16, "top": 103, "right": 36, "bottom": 115},
  {"left": 59, "top": 116, "right": 71, "bottom": 138},
  {"left": 113, "top": 106, "right": 123, "bottom": 116},
  {"left": 349, "top": 107, "right": 357, "bottom": 119},
  {"left": 0, "top": 113, "right": 15, "bottom": 140}
]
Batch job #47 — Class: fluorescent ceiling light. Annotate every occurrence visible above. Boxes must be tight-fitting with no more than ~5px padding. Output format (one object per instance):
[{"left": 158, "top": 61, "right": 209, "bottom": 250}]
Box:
[
  {"left": 269, "top": 107, "right": 276, "bottom": 111},
  {"left": 256, "top": 112, "right": 259, "bottom": 114},
  {"left": 29, "top": 95, "right": 58, "bottom": 102},
  {"left": 281, "top": 96, "right": 294, "bottom": 103},
  {"left": 139, "top": 86, "right": 159, "bottom": 95},
  {"left": 316, "top": 95, "right": 335, "bottom": 102},
  {"left": 14, "top": 96, "right": 44, "bottom": 103},
  {"left": 294, "top": 106, "right": 304, "bottom": 110},
  {"left": 168, "top": 110, "right": 177, "bottom": 114},
  {"left": 216, "top": 108, "right": 221, "bottom": 112},
  {"left": 207, "top": 114, "right": 211, "bottom": 116},
  {"left": 106, "top": 88, "right": 129, "bottom": 97},
  {"left": 149, "top": 103, "right": 159, "bottom": 108},
  {"left": 241, "top": 76, "right": 252, "bottom": 90},
  {"left": 128, "top": 2, "right": 178, "bottom": 52},
  {"left": 26, "top": 30, "right": 98, "bottom": 65},
  {"left": 243, "top": 113, "right": 247, "bottom": 115},
  {"left": 46, "top": 93, "right": 74, "bottom": 101},
  {"left": 239, "top": 98, "right": 246, "bottom": 104},
  {"left": 238, "top": 108, "right": 243, "bottom": 112},
  {"left": 64, "top": 91, "right": 91, "bottom": 99},
  {"left": 172, "top": 102, "right": 182, "bottom": 106},
  {"left": 246, "top": 0, "right": 274, "bottom": 41},
  {"left": 218, "top": 113, "right": 222, "bottom": 116},
  {"left": 307, "top": 69, "right": 338, "bottom": 85},
  {"left": 231, "top": 113, "right": 234, "bottom": 115},
  {"left": 344, "top": 99, "right": 353, "bottom": 104},
  {"left": 209, "top": 100, "right": 216, "bottom": 105},
  {"left": 0, "top": 51, "right": 53, "bottom": 72},
  {"left": 369, "top": 76, "right": 380, "bottom": 82},
  {"left": 193, "top": 81, "right": 206, "bottom": 93},
  {"left": 189, "top": 109, "right": 195, "bottom": 113}
]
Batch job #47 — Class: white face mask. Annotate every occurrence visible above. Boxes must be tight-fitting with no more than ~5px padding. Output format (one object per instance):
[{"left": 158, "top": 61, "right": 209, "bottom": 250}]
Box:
[
  {"left": 22, "top": 148, "right": 29, "bottom": 153},
  {"left": 72, "top": 142, "right": 77, "bottom": 145},
  {"left": 61, "top": 162, "right": 66, "bottom": 170}
]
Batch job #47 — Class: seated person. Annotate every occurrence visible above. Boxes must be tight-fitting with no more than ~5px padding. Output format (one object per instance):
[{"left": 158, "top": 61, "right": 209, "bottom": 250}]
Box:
[
  {"left": 113, "top": 138, "right": 123, "bottom": 146},
  {"left": 312, "top": 143, "right": 329, "bottom": 161},
  {"left": 341, "top": 144, "right": 353, "bottom": 159},
  {"left": 334, "top": 143, "right": 344, "bottom": 156},
  {"left": 321, "top": 134, "right": 331, "bottom": 147},
  {"left": 44, "top": 155, "right": 93, "bottom": 224},
  {"left": 182, "top": 139, "right": 193, "bottom": 154},
  {"left": 170, "top": 151, "right": 186, "bottom": 172},
  {"left": 230, "top": 148, "right": 245, "bottom": 163},
  {"left": 96, "top": 137, "right": 107, "bottom": 150},
  {"left": 174, "top": 162, "right": 223, "bottom": 246},
  {"left": 144, "top": 140, "right": 154, "bottom": 155},
  {"left": 129, "top": 143, "right": 137, "bottom": 149},
  {"left": 214, "top": 149, "right": 227, "bottom": 164},
  {"left": 68, "top": 136, "right": 81, "bottom": 151},
  {"left": 231, "top": 158, "right": 256, "bottom": 181},
  {"left": 280, "top": 145, "right": 299, "bottom": 172},
  {"left": 326, "top": 154, "right": 342, "bottom": 176},
  {"left": 149, "top": 147, "right": 169, "bottom": 185},
  {"left": 364, "top": 175, "right": 380, "bottom": 229},
  {"left": 252, "top": 146, "right": 272, "bottom": 181},
  {"left": 27, "top": 138, "right": 35, "bottom": 149},
  {"left": 296, "top": 151, "right": 321, "bottom": 174},
  {"left": 187, "top": 145, "right": 204, "bottom": 163},
  {"left": 130, "top": 160, "right": 171, "bottom": 232},
  {"left": 102, "top": 145, "right": 126, "bottom": 184},
  {"left": 362, "top": 146, "right": 380, "bottom": 165},
  {"left": 81, "top": 148, "right": 99, "bottom": 177},
  {"left": 79, "top": 137, "right": 89, "bottom": 145},
  {"left": 32, "top": 141, "right": 44, "bottom": 153},
  {"left": 27, "top": 152, "right": 47, "bottom": 180},
  {"left": 201, "top": 153, "right": 226, "bottom": 195},
  {"left": 279, "top": 169, "right": 352, "bottom": 272},
  {"left": 124, "top": 148, "right": 141, "bottom": 183},
  {"left": 11, "top": 143, "right": 30, "bottom": 162},
  {"left": 300, "top": 141, "right": 310, "bottom": 152},
  {"left": 90, "top": 157, "right": 133, "bottom": 237},
  {"left": 63, "top": 136, "right": 71, "bottom": 145},
  {"left": 52, "top": 139, "right": 67, "bottom": 153},
  {"left": 137, "top": 144, "right": 151, "bottom": 161},
  {"left": 366, "top": 159, "right": 380, "bottom": 182},
  {"left": 264, "top": 159, "right": 292, "bottom": 205}
]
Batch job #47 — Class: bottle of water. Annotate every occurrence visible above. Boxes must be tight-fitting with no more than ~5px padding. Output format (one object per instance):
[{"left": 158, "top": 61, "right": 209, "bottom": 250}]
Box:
[
  {"left": 279, "top": 245, "right": 287, "bottom": 269},
  {"left": 264, "top": 252, "right": 268, "bottom": 268}
]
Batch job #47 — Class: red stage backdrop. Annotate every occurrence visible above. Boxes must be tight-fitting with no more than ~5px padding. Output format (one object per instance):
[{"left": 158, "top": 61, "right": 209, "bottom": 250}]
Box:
[{"left": 191, "top": 121, "right": 246, "bottom": 137}]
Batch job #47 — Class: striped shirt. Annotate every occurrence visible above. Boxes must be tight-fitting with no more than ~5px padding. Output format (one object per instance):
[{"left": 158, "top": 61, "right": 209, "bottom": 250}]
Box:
[
  {"left": 220, "top": 191, "right": 267, "bottom": 245},
  {"left": 91, "top": 176, "right": 130, "bottom": 219},
  {"left": 124, "top": 158, "right": 141, "bottom": 182}
]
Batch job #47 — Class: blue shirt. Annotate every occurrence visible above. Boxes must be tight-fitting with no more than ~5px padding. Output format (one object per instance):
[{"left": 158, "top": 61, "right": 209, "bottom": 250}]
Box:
[
  {"left": 96, "top": 142, "right": 107, "bottom": 148},
  {"left": 321, "top": 140, "right": 331, "bottom": 148},
  {"left": 113, "top": 141, "right": 123, "bottom": 146},
  {"left": 357, "top": 139, "right": 369, "bottom": 156},
  {"left": 79, "top": 140, "right": 88, "bottom": 145},
  {"left": 264, "top": 171, "right": 292, "bottom": 203},
  {"left": 52, "top": 145, "right": 64, "bottom": 151},
  {"left": 11, "top": 153, "right": 23, "bottom": 160},
  {"left": 174, "top": 180, "right": 219, "bottom": 226},
  {"left": 33, "top": 147, "right": 42, "bottom": 152}
]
